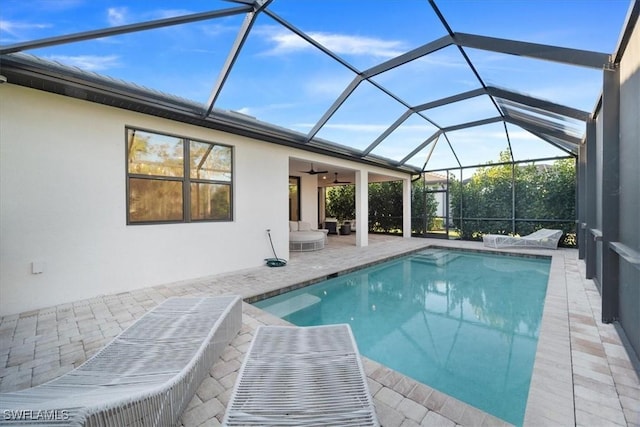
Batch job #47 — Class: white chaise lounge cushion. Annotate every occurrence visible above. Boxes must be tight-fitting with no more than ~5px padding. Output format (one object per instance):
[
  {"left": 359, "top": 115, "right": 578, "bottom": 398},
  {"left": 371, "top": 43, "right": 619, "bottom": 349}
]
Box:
[
  {"left": 0, "top": 296, "right": 242, "bottom": 426},
  {"left": 223, "top": 324, "right": 379, "bottom": 426},
  {"left": 483, "top": 228, "right": 563, "bottom": 249}
]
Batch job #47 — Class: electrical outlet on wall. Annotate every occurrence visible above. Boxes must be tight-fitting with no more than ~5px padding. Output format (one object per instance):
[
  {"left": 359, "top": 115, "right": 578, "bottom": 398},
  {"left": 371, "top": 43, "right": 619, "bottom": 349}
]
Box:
[{"left": 31, "top": 261, "right": 45, "bottom": 274}]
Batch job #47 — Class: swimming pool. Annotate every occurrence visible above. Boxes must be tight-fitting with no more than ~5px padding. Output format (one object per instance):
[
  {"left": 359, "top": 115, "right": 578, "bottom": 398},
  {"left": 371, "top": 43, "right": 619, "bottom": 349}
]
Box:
[{"left": 254, "top": 248, "right": 550, "bottom": 426}]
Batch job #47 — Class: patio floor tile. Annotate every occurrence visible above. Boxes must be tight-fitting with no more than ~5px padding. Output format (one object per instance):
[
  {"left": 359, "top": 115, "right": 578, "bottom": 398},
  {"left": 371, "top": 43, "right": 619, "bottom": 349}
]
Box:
[{"left": 1, "top": 235, "right": 638, "bottom": 427}]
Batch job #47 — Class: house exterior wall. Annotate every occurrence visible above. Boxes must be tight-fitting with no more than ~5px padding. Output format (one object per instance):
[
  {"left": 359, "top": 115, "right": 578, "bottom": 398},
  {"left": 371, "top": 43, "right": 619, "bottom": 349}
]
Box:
[
  {"left": 0, "top": 84, "right": 411, "bottom": 316},
  {"left": 0, "top": 84, "right": 295, "bottom": 316},
  {"left": 617, "top": 16, "right": 640, "bottom": 358},
  {"left": 298, "top": 173, "right": 320, "bottom": 226}
]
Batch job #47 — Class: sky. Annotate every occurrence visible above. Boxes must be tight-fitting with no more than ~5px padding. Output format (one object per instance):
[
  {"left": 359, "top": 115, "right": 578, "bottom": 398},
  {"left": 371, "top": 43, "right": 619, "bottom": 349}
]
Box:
[{"left": 0, "top": 0, "right": 633, "bottom": 171}]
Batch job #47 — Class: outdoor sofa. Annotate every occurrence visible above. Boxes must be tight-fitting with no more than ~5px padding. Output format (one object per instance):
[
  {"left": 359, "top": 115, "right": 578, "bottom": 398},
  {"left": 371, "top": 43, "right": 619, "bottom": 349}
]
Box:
[{"left": 289, "top": 221, "right": 327, "bottom": 251}]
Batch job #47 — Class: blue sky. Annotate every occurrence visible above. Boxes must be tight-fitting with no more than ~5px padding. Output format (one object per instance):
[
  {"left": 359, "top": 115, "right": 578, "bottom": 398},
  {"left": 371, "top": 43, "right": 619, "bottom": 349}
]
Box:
[{"left": 0, "top": 0, "right": 632, "bottom": 170}]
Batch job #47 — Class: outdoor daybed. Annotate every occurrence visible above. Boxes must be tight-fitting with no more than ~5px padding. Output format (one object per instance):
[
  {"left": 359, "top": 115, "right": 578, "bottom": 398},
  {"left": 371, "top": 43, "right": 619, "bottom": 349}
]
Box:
[
  {"left": 0, "top": 296, "right": 242, "bottom": 426},
  {"left": 483, "top": 228, "right": 563, "bottom": 249},
  {"left": 289, "top": 221, "right": 327, "bottom": 252},
  {"left": 223, "top": 324, "right": 379, "bottom": 426}
]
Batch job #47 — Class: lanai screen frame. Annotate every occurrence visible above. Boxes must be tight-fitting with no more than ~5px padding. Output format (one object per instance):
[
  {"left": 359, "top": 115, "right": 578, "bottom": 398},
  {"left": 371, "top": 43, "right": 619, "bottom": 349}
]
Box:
[
  {"left": 1, "top": 0, "right": 638, "bottom": 355},
  {"left": 0, "top": 0, "right": 613, "bottom": 174},
  {"left": 418, "top": 154, "right": 576, "bottom": 245}
]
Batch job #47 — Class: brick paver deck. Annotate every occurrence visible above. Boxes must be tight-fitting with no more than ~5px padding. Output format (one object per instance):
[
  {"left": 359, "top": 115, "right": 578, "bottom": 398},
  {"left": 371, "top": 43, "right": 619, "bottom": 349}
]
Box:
[{"left": 1, "top": 235, "right": 638, "bottom": 426}]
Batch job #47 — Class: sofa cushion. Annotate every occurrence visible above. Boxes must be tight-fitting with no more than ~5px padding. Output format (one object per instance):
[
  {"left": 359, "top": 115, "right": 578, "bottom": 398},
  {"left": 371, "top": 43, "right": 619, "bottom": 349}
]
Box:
[{"left": 298, "top": 221, "right": 312, "bottom": 231}]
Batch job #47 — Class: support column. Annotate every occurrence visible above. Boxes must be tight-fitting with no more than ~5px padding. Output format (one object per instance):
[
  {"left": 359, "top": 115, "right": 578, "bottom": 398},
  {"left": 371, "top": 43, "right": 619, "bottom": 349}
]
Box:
[
  {"left": 585, "top": 119, "right": 597, "bottom": 278},
  {"left": 355, "top": 170, "right": 368, "bottom": 247},
  {"left": 601, "top": 63, "right": 620, "bottom": 323},
  {"left": 577, "top": 143, "right": 586, "bottom": 259},
  {"left": 403, "top": 177, "right": 412, "bottom": 238}
]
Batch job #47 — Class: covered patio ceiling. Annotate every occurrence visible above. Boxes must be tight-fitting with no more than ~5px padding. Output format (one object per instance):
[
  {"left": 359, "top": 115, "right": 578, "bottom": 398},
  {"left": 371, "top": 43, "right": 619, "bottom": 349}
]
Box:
[
  {"left": 289, "top": 157, "right": 404, "bottom": 187},
  {"left": 0, "top": 0, "right": 632, "bottom": 174}
]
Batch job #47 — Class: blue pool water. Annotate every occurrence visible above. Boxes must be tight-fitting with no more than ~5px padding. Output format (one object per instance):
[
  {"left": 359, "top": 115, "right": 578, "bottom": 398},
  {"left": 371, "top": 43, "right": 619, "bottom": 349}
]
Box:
[{"left": 254, "top": 248, "right": 550, "bottom": 426}]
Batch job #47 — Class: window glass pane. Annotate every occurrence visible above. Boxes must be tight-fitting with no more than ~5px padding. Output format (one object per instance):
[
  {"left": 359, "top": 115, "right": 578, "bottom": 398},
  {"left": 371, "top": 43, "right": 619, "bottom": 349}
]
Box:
[
  {"left": 128, "top": 129, "right": 184, "bottom": 177},
  {"left": 190, "top": 142, "right": 232, "bottom": 181},
  {"left": 129, "top": 178, "right": 183, "bottom": 222},
  {"left": 289, "top": 177, "right": 300, "bottom": 221},
  {"left": 191, "top": 183, "right": 231, "bottom": 220}
]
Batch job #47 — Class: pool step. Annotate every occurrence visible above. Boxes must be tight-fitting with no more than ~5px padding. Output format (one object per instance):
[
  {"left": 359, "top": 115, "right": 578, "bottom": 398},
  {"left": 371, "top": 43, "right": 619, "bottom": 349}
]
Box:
[
  {"left": 261, "top": 293, "right": 321, "bottom": 318},
  {"left": 411, "top": 250, "right": 459, "bottom": 266}
]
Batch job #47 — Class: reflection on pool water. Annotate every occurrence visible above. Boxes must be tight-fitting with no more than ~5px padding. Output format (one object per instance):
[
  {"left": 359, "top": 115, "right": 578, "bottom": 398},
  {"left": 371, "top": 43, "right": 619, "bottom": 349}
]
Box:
[{"left": 254, "top": 248, "right": 550, "bottom": 426}]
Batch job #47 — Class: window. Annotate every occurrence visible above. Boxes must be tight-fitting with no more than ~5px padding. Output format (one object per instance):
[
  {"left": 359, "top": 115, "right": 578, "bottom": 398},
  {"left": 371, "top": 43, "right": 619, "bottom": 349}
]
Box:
[
  {"left": 126, "top": 128, "right": 232, "bottom": 224},
  {"left": 289, "top": 176, "right": 300, "bottom": 221}
]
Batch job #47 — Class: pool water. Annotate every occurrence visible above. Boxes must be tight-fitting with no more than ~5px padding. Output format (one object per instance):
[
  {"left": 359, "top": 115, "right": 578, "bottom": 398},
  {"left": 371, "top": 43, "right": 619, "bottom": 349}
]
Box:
[{"left": 254, "top": 248, "right": 550, "bottom": 426}]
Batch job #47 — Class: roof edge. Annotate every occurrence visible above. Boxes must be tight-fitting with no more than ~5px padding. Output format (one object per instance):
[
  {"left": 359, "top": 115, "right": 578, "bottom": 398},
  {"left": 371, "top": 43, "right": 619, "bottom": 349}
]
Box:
[{"left": 0, "top": 52, "right": 419, "bottom": 176}]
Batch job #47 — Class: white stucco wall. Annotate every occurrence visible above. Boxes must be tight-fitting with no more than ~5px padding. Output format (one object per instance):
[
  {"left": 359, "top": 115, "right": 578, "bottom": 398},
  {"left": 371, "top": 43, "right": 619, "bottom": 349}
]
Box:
[
  {"left": 298, "top": 173, "right": 320, "bottom": 226},
  {"left": 0, "top": 84, "right": 412, "bottom": 316},
  {"left": 0, "top": 84, "right": 293, "bottom": 316}
]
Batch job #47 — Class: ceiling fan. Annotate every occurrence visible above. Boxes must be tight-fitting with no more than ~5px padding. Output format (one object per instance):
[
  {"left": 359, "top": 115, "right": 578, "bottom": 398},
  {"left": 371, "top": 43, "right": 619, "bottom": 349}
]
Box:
[
  {"left": 332, "top": 172, "right": 350, "bottom": 184},
  {"left": 300, "top": 163, "right": 328, "bottom": 175}
]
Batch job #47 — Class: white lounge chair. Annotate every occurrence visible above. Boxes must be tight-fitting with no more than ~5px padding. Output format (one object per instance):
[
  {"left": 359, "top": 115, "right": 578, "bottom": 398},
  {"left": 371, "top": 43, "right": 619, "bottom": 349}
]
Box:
[
  {"left": 483, "top": 228, "right": 563, "bottom": 249},
  {"left": 0, "top": 296, "right": 242, "bottom": 426},
  {"left": 223, "top": 324, "right": 379, "bottom": 426}
]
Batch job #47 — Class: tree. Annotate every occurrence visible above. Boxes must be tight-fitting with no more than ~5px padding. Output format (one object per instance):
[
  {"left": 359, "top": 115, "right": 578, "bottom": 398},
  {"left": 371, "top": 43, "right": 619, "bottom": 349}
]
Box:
[
  {"left": 369, "top": 181, "right": 403, "bottom": 232},
  {"left": 449, "top": 150, "right": 514, "bottom": 240},
  {"left": 449, "top": 153, "right": 576, "bottom": 246},
  {"left": 411, "top": 178, "right": 440, "bottom": 235},
  {"left": 326, "top": 185, "right": 355, "bottom": 223},
  {"left": 325, "top": 180, "right": 439, "bottom": 235}
]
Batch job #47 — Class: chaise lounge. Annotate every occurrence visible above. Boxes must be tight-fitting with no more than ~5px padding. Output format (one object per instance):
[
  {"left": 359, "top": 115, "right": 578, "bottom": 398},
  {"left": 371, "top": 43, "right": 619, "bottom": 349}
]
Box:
[
  {"left": 223, "top": 324, "right": 379, "bottom": 426},
  {"left": 482, "top": 228, "right": 564, "bottom": 249},
  {"left": 0, "top": 296, "right": 242, "bottom": 426}
]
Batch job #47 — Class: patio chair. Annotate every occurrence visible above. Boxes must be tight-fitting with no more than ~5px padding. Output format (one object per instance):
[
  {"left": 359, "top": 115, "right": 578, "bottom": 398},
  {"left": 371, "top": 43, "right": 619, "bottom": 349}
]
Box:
[
  {"left": 223, "top": 324, "right": 379, "bottom": 426},
  {"left": 483, "top": 228, "right": 563, "bottom": 249},
  {"left": 0, "top": 296, "right": 242, "bottom": 426}
]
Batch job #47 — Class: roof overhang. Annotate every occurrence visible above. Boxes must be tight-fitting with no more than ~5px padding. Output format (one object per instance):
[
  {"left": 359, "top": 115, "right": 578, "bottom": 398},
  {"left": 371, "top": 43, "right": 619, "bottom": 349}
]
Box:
[{"left": 0, "top": 53, "right": 421, "bottom": 176}]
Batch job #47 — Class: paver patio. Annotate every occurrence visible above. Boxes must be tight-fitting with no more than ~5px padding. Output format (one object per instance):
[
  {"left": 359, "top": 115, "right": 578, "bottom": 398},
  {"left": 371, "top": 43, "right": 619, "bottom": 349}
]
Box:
[{"left": 1, "top": 235, "right": 638, "bottom": 426}]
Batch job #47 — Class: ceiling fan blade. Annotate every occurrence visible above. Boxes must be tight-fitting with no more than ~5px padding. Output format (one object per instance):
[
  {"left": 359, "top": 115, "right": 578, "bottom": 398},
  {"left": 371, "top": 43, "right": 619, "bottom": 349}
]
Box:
[{"left": 301, "top": 163, "right": 328, "bottom": 174}]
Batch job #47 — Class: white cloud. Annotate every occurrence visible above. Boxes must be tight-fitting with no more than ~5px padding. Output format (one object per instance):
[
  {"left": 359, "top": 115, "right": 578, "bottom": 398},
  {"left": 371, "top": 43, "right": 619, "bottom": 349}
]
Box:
[
  {"left": 107, "top": 7, "right": 128, "bottom": 26},
  {"left": 108, "top": 7, "right": 200, "bottom": 27},
  {"left": 412, "top": 53, "right": 468, "bottom": 69},
  {"left": 231, "top": 102, "right": 302, "bottom": 123},
  {"left": 258, "top": 25, "right": 406, "bottom": 58},
  {"left": 505, "top": 129, "right": 545, "bottom": 141},
  {"left": 294, "top": 122, "right": 388, "bottom": 133},
  {"left": 304, "top": 74, "right": 353, "bottom": 98},
  {"left": 235, "top": 107, "right": 252, "bottom": 115},
  {"left": 201, "top": 22, "right": 237, "bottom": 37},
  {"left": 47, "top": 55, "right": 120, "bottom": 71},
  {"left": 0, "top": 20, "right": 50, "bottom": 40},
  {"left": 150, "top": 9, "right": 194, "bottom": 20}
]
